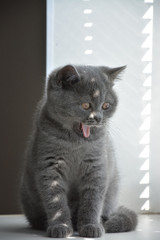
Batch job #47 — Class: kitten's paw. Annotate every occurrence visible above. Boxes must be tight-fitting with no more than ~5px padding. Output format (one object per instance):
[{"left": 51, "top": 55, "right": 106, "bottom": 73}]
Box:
[
  {"left": 79, "top": 223, "right": 104, "bottom": 238},
  {"left": 47, "top": 224, "right": 73, "bottom": 238}
]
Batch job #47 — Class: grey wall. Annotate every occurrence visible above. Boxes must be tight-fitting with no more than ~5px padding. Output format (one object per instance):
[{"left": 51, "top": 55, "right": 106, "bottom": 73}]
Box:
[{"left": 0, "top": 0, "right": 46, "bottom": 214}]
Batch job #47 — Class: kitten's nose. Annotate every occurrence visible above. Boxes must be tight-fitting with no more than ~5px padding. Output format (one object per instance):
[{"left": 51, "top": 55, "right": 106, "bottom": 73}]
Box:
[
  {"left": 89, "top": 112, "right": 102, "bottom": 123},
  {"left": 94, "top": 112, "right": 102, "bottom": 123}
]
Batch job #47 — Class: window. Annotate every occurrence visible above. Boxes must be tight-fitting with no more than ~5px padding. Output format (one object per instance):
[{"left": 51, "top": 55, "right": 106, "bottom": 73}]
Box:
[{"left": 47, "top": 0, "right": 160, "bottom": 213}]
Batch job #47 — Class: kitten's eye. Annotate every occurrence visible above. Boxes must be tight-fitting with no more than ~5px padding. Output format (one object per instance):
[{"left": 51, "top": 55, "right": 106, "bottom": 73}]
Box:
[
  {"left": 82, "top": 103, "right": 91, "bottom": 110},
  {"left": 102, "top": 102, "right": 110, "bottom": 110}
]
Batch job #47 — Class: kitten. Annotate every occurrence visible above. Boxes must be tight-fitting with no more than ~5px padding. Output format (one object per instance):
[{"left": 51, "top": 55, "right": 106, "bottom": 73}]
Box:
[{"left": 20, "top": 64, "right": 137, "bottom": 238}]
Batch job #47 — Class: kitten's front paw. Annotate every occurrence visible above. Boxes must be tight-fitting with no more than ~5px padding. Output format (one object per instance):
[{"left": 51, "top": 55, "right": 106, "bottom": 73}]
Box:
[
  {"left": 47, "top": 224, "right": 73, "bottom": 238},
  {"left": 79, "top": 223, "right": 104, "bottom": 238}
]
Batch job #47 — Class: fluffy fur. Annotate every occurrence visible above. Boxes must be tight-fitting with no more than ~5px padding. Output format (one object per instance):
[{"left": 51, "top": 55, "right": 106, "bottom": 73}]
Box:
[{"left": 20, "top": 64, "right": 137, "bottom": 238}]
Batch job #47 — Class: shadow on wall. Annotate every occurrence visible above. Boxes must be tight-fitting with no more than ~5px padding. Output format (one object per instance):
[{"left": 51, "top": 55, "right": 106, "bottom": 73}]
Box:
[{"left": 0, "top": 0, "right": 46, "bottom": 214}]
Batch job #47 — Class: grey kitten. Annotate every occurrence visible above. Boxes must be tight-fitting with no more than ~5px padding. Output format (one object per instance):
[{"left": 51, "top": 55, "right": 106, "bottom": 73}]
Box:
[{"left": 20, "top": 64, "right": 137, "bottom": 238}]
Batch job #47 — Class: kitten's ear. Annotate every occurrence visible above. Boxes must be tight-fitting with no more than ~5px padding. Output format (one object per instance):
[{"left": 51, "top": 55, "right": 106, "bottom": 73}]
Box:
[
  {"left": 56, "top": 65, "right": 80, "bottom": 88},
  {"left": 108, "top": 66, "right": 126, "bottom": 80},
  {"left": 100, "top": 65, "right": 126, "bottom": 83}
]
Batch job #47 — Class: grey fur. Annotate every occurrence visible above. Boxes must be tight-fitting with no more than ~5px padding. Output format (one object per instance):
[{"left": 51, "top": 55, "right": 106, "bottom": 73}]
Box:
[{"left": 20, "top": 64, "right": 137, "bottom": 238}]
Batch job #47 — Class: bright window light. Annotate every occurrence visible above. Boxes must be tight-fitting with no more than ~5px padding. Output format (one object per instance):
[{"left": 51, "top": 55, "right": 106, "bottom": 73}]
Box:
[
  {"left": 84, "top": 22, "right": 93, "bottom": 27},
  {"left": 139, "top": 145, "right": 150, "bottom": 158},
  {"left": 142, "top": 21, "right": 153, "bottom": 34},
  {"left": 143, "top": 76, "right": 152, "bottom": 87},
  {"left": 141, "top": 200, "right": 150, "bottom": 210},
  {"left": 83, "top": 9, "right": 92, "bottom": 14},
  {"left": 142, "top": 89, "right": 151, "bottom": 101},
  {"left": 139, "top": 1, "right": 153, "bottom": 212},
  {"left": 141, "top": 103, "right": 151, "bottom": 116},
  {"left": 143, "top": 63, "right": 152, "bottom": 74},
  {"left": 84, "top": 36, "right": 93, "bottom": 41},
  {"left": 141, "top": 49, "right": 152, "bottom": 61},
  {"left": 140, "top": 172, "right": 150, "bottom": 184},
  {"left": 140, "top": 186, "right": 150, "bottom": 198},
  {"left": 84, "top": 49, "right": 93, "bottom": 55},
  {"left": 144, "top": 0, "right": 153, "bottom": 3},
  {"left": 139, "top": 132, "right": 150, "bottom": 144},
  {"left": 141, "top": 35, "right": 152, "bottom": 48},
  {"left": 143, "top": 6, "right": 153, "bottom": 19},
  {"left": 140, "top": 159, "right": 149, "bottom": 171},
  {"left": 139, "top": 117, "right": 151, "bottom": 131}
]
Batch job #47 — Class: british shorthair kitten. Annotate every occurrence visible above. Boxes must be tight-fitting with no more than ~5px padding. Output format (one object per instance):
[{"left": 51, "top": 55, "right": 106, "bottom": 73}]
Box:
[{"left": 20, "top": 65, "right": 137, "bottom": 238}]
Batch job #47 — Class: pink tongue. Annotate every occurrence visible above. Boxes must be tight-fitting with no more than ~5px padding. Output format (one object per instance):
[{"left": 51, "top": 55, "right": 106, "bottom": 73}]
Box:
[{"left": 81, "top": 123, "right": 90, "bottom": 138}]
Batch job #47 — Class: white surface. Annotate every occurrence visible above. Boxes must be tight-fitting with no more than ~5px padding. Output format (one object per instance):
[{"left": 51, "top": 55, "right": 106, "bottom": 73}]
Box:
[{"left": 0, "top": 215, "right": 160, "bottom": 240}]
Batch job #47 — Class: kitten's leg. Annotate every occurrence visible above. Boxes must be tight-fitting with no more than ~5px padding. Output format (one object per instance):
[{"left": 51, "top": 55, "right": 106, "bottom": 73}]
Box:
[
  {"left": 37, "top": 166, "right": 73, "bottom": 238},
  {"left": 21, "top": 185, "right": 47, "bottom": 230},
  {"left": 77, "top": 167, "right": 106, "bottom": 237},
  {"left": 102, "top": 176, "right": 119, "bottom": 221}
]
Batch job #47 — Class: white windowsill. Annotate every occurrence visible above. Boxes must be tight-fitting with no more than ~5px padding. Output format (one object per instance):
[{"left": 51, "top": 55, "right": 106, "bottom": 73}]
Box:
[{"left": 0, "top": 214, "right": 160, "bottom": 240}]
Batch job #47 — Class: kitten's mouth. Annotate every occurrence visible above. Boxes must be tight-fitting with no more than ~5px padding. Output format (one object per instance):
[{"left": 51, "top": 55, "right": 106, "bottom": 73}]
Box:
[
  {"left": 80, "top": 123, "right": 90, "bottom": 138},
  {"left": 74, "top": 122, "right": 99, "bottom": 138}
]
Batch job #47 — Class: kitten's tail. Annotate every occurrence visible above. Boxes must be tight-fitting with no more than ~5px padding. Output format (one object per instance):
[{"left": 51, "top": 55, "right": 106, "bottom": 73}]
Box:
[{"left": 103, "top": 206, "right": 138, "bottom": 233}]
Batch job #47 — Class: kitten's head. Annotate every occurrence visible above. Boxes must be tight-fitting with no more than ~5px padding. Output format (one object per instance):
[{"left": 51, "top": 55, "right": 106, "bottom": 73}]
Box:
[{"left": 46, "top": 64, "right": 126, "bottom": 138}]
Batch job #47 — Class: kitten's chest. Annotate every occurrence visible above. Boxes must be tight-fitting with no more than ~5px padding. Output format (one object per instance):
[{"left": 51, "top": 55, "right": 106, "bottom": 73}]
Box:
[
  {"left": 65, "top": 139, "right": 102, "bottom": 162},
  {"left": 61, "top": 139, "right": 105, "bottom": 181}
]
